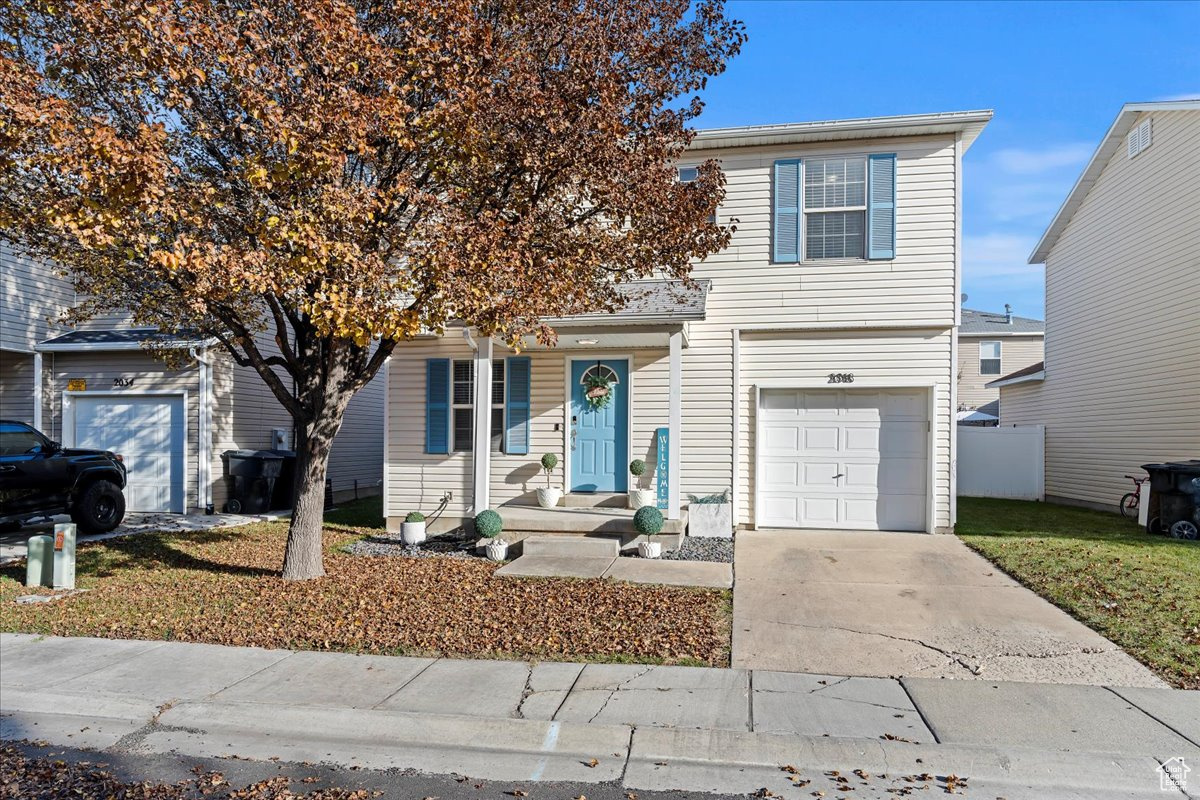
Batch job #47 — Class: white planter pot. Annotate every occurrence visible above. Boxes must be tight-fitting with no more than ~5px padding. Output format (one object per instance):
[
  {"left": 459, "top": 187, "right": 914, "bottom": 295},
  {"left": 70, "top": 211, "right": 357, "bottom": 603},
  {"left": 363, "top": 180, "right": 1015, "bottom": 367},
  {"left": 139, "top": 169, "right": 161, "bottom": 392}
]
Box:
[
  {"left": 628, "top": 489, "right": 657, "bottom": 510},
  {"left": 400, "top": 521, "right": 426, "bottom": 545},
  {"left": 536, "top": 488, "right": 563, "bottom": 509},
  {"left": 484, "top": 539, "right": 509, "bottom": 561},
  {"left": 688, "top": 502, "right": 732, "bottom": 538},
  {"left": 637, "top": 540, "right": 662, "bottom": 559}
]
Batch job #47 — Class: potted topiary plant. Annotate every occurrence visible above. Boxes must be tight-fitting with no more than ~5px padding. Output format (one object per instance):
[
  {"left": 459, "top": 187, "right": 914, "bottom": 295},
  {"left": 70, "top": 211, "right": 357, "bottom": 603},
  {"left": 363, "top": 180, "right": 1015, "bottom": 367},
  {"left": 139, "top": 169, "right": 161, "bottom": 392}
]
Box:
[
  {"left": 475, "top": 509, "right": 508, "bottom": 560},
  {"left": 634, "top": 505, "right": 664, "bottom": 558},
  {"left": 536, "top": 453, "right": 562, "bottom": 509},
  {"left": 627, "top": 459, "right": 657, "bottom": 510},
  {"left": 401, "top": 511, "right": 426, "bottom": 545}
]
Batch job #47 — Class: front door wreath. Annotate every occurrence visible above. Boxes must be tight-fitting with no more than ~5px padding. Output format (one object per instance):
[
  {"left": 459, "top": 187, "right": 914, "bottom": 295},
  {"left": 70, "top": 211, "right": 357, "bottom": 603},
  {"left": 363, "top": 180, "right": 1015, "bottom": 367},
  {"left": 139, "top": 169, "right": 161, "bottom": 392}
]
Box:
[{"left": 583, "top": 370, "right": 613, "bottom": 410}]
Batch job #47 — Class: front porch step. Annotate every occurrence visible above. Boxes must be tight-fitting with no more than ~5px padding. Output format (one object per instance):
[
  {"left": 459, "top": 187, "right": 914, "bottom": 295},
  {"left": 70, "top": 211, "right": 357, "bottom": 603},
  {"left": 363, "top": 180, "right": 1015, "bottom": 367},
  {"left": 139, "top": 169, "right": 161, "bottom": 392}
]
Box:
[
  {"left": 522, "top": 535, "right": 620, "bottom": 559},
  {"left": 561, "top": 492, "right": 629, "bottom": 509},
  {"left": 496, "top": 504, "right": 687, "bottom": 536}
]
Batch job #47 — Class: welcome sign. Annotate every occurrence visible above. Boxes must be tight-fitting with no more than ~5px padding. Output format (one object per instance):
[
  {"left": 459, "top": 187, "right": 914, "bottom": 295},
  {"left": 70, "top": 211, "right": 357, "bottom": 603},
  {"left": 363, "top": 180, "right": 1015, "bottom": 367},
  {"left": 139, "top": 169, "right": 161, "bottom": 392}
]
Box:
[{"left": 656, "top": 426, "right": 669, "bottom": 510}]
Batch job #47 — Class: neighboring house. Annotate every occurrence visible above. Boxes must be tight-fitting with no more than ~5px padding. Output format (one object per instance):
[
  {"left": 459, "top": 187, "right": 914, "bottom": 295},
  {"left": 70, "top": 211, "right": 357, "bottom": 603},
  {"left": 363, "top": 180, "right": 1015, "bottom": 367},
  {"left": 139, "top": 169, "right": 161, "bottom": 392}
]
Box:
[
  {"left": 0, "top": 243, "right": 384, "bottom": 514},
  {"left": 384, "top": 110, "right": 993, "bottom": 535},
  {"left": 991, "top": 100, "right": 1200, "bottom": 511},
  {"left": 955, "top": 307, "right": 1043, "bottom": 424}
]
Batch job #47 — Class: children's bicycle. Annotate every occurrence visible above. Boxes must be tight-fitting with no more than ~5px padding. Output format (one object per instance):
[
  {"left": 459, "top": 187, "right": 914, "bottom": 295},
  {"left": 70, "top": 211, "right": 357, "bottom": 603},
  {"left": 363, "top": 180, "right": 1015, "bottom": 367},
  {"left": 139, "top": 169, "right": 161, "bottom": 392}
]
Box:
[{"left": 1119, "top": 474, "right": 1146, "bottom": 519}]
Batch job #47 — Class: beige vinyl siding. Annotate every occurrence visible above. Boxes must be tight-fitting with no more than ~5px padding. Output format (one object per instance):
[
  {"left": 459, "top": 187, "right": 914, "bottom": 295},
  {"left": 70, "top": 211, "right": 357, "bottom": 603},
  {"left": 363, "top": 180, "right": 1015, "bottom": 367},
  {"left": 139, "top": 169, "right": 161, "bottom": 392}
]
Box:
[
  {"left": 0, "top": 245, "right": 75, "bottom": 352},
  {"left": 956, "top": 335, "right": 1044, "bottom": 411},
  {"left": 1004, "top": 110, "right": 1200, "bottom": 509},
  {"left": 0, "top": 352, "right": 36, "bottom": 423},
  {"left": 41, "top": 350, "right": 202, "bottom": 511},
  {"left": 678, "top": 134, "right": 958, "bottom": 512},
  {"left": 737, "top": 329, "right": 953, "bottom": 531},
  {"left": 327, "top": 370, "right": 385, "bottom": 498}
]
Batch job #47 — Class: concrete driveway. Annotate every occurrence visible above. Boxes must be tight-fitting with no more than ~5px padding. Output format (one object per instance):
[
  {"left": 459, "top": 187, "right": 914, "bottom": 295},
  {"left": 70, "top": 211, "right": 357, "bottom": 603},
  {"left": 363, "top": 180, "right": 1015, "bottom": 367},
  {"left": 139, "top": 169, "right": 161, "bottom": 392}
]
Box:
[{"left": 733, "top": 529, "right": 1165, "bottom": 687}]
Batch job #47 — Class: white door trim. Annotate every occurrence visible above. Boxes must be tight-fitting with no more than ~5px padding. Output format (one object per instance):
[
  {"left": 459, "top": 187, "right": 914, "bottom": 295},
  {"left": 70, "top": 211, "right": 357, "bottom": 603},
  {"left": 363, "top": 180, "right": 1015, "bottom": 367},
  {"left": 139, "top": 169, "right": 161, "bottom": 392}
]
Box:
[
  {"left": 753, "top": 382, "right": 936, "bottom": 534},
  {"left": 62, "top": 390, "right": 189, "bottom": 514},
  {"left": 562, "top": 353, "right": 634, "bottom": 494}
]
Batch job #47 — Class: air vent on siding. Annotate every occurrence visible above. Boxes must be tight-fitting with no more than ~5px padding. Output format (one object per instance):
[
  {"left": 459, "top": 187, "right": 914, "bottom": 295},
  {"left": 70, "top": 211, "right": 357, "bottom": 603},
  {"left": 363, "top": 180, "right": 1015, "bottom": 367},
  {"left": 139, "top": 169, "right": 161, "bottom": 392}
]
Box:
[{"left": 1127, "top": 118, "right": 1152, "bottom": 159}]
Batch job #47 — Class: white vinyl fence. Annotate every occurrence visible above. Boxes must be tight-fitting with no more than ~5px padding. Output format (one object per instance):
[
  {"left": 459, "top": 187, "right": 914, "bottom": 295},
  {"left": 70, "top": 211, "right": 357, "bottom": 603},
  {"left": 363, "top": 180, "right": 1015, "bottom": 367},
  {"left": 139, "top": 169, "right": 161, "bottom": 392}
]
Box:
[{"left": 957, "top": 425, "right": 1045, "bottom": 501}]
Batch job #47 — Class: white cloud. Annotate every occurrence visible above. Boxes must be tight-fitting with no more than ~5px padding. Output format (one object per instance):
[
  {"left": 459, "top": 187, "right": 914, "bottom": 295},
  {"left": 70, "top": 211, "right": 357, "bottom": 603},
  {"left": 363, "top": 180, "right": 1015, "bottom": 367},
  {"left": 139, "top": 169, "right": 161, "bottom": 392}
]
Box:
[
  {"left": 990, "top": 143, "right": 1094, "bottom": 175},
  {"left": 963, "top": 233, "right": 1044, "bottom": 280}
]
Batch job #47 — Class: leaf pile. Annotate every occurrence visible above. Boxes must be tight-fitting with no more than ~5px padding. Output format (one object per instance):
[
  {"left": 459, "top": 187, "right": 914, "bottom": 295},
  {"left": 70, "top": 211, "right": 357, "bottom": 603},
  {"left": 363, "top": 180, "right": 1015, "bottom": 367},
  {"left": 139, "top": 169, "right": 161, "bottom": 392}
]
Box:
[
  {"left": 0, "top": 743, "right": 375, "bottom": 799},
  {"left": 0, "top": 524, "right": 730, "bottom": 666}
]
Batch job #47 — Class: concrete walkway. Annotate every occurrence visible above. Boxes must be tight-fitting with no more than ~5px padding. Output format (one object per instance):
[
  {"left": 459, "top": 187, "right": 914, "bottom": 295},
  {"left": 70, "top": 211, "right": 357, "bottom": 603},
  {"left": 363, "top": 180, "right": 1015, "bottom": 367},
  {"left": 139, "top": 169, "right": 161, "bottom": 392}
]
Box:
[
  {"left": 733, "top": 529, "right": 1166, "bottom": 686},
  {"left": 2, "top": 635, "right": 1197, "bottom": 799}
]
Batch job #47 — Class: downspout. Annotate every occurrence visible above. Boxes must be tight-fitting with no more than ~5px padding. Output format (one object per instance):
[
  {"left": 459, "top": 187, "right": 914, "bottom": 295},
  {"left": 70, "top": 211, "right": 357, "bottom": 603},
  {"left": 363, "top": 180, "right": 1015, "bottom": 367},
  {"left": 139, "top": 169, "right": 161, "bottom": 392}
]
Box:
[{"left": 190, "top": 346, "right": 215, "bottom": 514}]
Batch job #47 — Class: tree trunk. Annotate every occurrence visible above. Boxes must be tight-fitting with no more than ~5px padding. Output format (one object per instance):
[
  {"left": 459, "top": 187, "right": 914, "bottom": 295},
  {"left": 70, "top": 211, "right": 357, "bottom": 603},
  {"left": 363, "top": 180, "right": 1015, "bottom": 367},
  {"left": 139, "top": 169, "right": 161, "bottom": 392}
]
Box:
[{"left": 281, "top": 394, "right": 351, "bottom": 580}]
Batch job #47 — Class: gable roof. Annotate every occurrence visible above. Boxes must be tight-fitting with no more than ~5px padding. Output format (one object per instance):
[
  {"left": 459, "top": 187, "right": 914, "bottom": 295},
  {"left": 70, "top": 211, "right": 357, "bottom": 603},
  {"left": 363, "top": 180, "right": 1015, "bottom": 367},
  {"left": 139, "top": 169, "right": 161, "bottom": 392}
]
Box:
[
  {"left": 960, "top": 308, "right": 1044, "bottom": 336},
  {"left": 1029, "top": 100, "right": 1200, "bottom": 263},
  {"left": 37, "top": 327, "right": 215, "bottom": 351},
  {"left": 690, "top": 110, "right": 993, "bottom": 154}
]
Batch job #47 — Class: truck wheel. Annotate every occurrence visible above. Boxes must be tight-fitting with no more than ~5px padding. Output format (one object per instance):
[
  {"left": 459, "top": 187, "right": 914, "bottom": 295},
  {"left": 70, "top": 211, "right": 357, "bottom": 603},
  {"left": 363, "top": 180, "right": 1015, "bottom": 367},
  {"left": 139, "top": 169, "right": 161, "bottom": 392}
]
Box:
[{"left": 71, "top": 480, "right": 126, "bottom": 534}]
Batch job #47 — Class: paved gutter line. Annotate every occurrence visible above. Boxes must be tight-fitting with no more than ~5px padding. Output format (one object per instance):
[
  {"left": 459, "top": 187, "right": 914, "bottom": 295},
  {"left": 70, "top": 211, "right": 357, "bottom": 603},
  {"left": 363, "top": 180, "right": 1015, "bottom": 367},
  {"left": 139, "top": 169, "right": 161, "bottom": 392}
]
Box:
[
  {"left": 746, "top": 669, "right": 754, "bottom": 732},
  {"left": 897, "top": 678, "right": 941, "bottom": 744},
  {"left": 369, "top": 656, "right": 442, "bottom": 710},
  {"left": 1104, "top": 685, "right": 1200, "bottom": 749}
]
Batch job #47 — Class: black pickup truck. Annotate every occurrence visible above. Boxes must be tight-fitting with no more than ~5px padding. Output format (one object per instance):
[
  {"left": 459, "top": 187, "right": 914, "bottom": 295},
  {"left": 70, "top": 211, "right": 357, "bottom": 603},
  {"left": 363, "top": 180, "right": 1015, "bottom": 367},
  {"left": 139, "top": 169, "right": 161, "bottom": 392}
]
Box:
[{"left": 0, "top": 420, "right": 127, "bottom": 534}]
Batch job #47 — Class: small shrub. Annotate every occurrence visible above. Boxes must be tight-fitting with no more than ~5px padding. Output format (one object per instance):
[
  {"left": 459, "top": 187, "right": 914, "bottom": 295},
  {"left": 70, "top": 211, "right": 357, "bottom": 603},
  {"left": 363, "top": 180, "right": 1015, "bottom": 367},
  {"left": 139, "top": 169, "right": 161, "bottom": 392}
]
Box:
[
  {"left": 629, "top": 459, "right": 646, "bottom": 477},
  {"left": 633, "top": 505, "right": 663, "bottom": 536},
  {"left": 475, "top": 509, "right": 503, "bottom": 538},
  {"left": 405, "top": 511, "right": 425, "bottom": 523},
  {"left": 688, "top": 489, "right": 730, "bottom": 505},
  {"left": 541, "top": 453, "right": 559, "bottom": 471}
]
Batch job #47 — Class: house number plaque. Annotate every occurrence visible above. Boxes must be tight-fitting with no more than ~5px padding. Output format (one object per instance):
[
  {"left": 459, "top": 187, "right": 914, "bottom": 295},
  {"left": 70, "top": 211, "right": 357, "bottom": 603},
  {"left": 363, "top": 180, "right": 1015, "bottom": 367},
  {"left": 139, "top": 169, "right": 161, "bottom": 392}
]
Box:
[
  {"left": 827, "top": 373, "right": 855, "bottom": 384},
  {"left": 113, "top": 377, "right": 136, "bottom": 387}
]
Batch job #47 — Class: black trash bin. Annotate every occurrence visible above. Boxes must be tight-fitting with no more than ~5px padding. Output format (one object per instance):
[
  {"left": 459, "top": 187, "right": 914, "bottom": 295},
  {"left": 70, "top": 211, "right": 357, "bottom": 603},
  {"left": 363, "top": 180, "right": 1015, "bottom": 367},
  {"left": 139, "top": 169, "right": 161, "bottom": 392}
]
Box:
[
  {"left": 269, "top": 450, "right": 298, "bottom": 511},
  {"left": 222, "top": 450, "right": 285, "bottom": 514},
  {"left": 1140, "top": 461, "right": 1200, "bottom": 540}
]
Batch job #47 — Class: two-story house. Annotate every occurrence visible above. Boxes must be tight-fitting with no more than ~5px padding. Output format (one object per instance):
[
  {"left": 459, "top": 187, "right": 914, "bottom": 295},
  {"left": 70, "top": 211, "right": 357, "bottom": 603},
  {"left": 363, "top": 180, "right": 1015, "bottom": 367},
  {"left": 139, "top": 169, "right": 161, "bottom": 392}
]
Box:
[
  {"left": 0, "top": 243, "right": 384, "bottom": 515},
  {"left": 956, "top": 306, "right": 1044, "bottom": 424},
  {"left": 992, "top": 100, "right": 1200, "bottom": 511},
  {"left": 382, "top": 110, "right": 993, "bottom": 536}
]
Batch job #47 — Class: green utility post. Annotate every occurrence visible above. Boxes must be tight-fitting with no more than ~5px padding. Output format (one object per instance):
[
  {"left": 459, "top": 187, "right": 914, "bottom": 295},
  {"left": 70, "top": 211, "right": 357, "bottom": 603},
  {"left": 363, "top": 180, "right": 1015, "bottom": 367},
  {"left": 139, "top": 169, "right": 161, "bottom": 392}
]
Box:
[
  {"left": 25, "top": 535, "right": 54, "bottom": 588},
  {"left": 53, "top": 522, "right": 77, "bottom": 590}
]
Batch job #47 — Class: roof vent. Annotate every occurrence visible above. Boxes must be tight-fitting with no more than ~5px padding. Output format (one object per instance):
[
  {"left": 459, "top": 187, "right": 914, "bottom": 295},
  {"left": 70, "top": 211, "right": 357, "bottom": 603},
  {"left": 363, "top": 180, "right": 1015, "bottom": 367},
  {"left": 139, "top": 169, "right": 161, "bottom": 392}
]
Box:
[
  {"left": 1127, "top": 118, "right": 1152, "bottom": 159},
  {"left": 1005, "top": 304, "right": 1013, "bottom": 324}
]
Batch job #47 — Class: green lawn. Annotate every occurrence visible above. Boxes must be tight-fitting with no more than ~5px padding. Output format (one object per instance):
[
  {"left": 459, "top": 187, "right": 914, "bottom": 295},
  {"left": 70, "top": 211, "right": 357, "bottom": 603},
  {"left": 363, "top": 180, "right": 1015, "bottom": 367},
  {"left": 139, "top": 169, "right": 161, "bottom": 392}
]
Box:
[
  {"left": 957, "top": 497, "right": 1200, "bottom": 689},
  {"left": 323, "top": 495, "right": 386, "bottom": 530}
]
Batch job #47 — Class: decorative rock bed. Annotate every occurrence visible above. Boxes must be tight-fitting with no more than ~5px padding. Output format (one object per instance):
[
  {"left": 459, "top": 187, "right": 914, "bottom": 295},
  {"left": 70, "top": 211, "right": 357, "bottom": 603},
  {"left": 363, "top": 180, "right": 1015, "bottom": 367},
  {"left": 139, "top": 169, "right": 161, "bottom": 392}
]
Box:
[
  {"left": 640, "top": 536, "right": 733, "bottom": 563},
  {"left": 346, "top": 530, "right": 477, "bottom": 559}
]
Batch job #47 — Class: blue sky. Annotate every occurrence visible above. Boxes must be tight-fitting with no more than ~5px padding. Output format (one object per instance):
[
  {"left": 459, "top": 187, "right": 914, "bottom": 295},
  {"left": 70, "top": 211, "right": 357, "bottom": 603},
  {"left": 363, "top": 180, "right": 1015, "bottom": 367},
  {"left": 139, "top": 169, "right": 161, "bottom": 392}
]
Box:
[{"left": 693, "top": 0, "right": 1200, "bottom": 319}]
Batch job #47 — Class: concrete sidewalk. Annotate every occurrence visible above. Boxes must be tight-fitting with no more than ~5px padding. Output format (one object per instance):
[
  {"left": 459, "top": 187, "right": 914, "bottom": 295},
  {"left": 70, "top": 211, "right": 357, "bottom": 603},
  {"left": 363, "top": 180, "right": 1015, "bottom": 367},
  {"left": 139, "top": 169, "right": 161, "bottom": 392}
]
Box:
[{"left": 2, "top": 635, "right": 1198, "bottom": 798}]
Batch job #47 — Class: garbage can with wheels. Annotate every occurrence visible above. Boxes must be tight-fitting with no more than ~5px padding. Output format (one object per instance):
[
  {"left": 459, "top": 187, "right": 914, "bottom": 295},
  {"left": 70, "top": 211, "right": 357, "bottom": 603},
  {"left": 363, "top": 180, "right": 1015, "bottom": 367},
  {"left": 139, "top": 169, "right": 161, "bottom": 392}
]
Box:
[
  {"left": 222, "top": 450, "right": 285, "bottom": 514},
  {"left": 1140, "top": 461, "right": 1200, "bottom": 540}
]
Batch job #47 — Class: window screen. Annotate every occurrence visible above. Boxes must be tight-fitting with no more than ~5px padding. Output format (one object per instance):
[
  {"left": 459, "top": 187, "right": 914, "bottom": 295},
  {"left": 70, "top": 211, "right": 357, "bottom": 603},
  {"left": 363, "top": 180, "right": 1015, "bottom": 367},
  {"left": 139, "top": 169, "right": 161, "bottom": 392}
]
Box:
[
  {"left": 803, "top": 156, "right": 867, "bottom": 260},
  {"left": 980, "top": 341, "right": 1002, "bottom": 375}
]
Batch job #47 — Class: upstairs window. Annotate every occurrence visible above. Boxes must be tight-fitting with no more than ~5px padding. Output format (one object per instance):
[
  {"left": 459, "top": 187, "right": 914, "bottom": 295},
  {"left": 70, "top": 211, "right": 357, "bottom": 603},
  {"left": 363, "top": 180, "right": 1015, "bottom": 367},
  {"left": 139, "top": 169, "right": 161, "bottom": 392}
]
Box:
[
  {"left": 804, "top": 156, "right": 867, "bottom": 260},
  {"left": 678, "top": 165, "right": 717, "bottom": 223},
  {"left": 979, "top": 341, "right": 1002, "bottom": 375}
]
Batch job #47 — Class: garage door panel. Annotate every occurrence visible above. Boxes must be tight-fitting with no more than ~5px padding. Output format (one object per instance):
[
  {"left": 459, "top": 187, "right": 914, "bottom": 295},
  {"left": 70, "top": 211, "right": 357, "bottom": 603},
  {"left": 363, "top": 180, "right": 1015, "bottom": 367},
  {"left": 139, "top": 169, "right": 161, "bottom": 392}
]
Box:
[
  {"left": 72, "top": 395, "right": 185, "bottom": 514},
  {"left": 801, "top": 497, "right": 839, "bottom": 526},
  {"left": 757, "top": 388, "right": 928, "bottom": 532},
  {"left": 843, "top": 426, "right": 881, "bottom": 453}
]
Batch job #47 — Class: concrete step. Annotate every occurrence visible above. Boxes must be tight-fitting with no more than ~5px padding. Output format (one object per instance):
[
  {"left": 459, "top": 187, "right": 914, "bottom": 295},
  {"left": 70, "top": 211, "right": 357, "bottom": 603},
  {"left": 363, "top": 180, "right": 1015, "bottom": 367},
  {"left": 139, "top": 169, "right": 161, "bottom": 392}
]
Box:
[
  {"left": 522, "top": 535, "right": 620, "bottom": 559},
  {"left": 497, "top": 504, "right": 687, "bottom": 536},
  {"left": 561, "top": 492, "right": 629, "bottom": 509}
]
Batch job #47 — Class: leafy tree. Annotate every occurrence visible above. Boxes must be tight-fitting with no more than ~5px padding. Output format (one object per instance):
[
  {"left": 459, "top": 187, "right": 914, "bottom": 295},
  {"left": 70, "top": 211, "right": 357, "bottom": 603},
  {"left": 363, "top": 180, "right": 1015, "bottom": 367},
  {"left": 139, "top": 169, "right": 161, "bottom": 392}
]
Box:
[{"left": 0, "top": 0, "right": 743, "bottom": 579}]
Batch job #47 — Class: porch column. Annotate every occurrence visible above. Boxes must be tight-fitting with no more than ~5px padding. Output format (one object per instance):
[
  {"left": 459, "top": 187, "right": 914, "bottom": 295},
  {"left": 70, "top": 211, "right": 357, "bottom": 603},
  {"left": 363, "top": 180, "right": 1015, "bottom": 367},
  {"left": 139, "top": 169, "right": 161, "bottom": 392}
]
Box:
[
  {"left": 472, "top": 337, "right": 493, "bottom": 514},
  {"left": 668, "top": 330, "right": 682, "bottom": 520},
  {"left": 32, "top": 352, "right": 43, "bottom": 430}
]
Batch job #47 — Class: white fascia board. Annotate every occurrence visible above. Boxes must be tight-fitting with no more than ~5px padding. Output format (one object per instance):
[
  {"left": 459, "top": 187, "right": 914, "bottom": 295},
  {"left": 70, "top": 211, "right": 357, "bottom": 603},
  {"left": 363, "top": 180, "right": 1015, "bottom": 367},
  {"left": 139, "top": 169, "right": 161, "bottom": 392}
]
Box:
[
  {"left": 691, "top": 110, "right": 994, "bottom": 153},
  {"left": 986, "top": 370, "right": 1045, "bottom": 389}
]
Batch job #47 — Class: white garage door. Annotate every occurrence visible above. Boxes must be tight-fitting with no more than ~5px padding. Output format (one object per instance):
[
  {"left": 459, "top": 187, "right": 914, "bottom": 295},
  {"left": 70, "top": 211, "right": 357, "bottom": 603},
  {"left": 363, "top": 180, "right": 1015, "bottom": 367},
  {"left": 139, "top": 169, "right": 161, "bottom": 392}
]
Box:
[
  {"left": 757, "top": 388, "right": 928, "bottom": 531},
  {"left": 71, "top": 394, "right": 186, "bottom": 513}
]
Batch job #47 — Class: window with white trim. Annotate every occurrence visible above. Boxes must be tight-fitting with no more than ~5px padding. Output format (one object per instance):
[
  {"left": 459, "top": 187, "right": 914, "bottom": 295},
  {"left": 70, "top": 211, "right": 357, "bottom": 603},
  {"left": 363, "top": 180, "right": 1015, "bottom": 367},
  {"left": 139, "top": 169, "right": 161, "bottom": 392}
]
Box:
[
  {"left": 804, "top": 156, "right": 867, "bottom": 260},
  {"left": 979, "top": 341, "right": 1002, "bottom": 375},
  {"left": 678, "top": 166, "right": 717, "bottom": 223},
  {"left": 451, "top": 360, "right": 507, "bottom": 453}
]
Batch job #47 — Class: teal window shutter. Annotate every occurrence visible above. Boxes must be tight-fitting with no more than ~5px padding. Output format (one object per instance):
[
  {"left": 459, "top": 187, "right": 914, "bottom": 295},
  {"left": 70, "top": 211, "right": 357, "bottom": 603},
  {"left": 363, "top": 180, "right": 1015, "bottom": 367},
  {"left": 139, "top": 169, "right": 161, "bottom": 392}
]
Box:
[
  {"left": 773, "top": 159, "right": 801, "bottom": 262},
  {"left": 505, "top": 356, "right": 531, "bottom": 455},
  {"left": 425, "top": 358, "right": 450, "bottom": 454},
  {"left": 868, "top": 153, "right": 896, "bottom": 260}
]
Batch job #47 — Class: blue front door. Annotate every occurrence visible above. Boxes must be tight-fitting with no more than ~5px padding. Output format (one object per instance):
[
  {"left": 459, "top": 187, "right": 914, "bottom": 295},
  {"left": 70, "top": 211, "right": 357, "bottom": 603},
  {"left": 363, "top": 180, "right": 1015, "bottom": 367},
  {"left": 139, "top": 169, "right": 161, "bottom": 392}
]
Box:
[{"left": 570, "top": 359, "right": 628, "bottom": 492}]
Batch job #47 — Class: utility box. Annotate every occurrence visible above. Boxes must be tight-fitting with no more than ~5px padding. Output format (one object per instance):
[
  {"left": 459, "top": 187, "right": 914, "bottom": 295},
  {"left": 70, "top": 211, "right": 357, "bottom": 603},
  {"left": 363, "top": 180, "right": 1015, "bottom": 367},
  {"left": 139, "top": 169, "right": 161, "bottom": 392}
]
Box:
[
  {"left": 26, "top": 535, "right": 53, "bottom": 588},
  {"left": 53, "top": 522, "right": 77, "bottom": 589}
]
